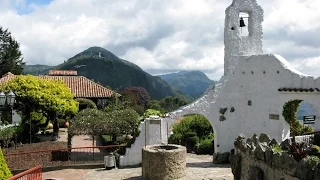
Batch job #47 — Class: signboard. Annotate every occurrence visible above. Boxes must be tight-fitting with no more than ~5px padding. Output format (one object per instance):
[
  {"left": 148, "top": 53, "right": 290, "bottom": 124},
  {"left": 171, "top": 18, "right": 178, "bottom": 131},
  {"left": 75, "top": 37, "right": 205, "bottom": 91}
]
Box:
[
  {"left": 303, "top": 115, "right": 316, "bottom": 124},
  {"left": 269, "top": 114, "right": 279, "bottom": 120}
]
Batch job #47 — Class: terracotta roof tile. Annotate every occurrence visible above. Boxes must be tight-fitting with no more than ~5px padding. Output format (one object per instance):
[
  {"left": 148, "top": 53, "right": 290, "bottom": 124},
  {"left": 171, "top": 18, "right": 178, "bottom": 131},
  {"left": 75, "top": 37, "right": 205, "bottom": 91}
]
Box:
[
  {"left": 48, "top": 70, "right": 77, "bottom": 76},
  {"left": 0, "top": 73, "right": 117, "bottom": 98}
]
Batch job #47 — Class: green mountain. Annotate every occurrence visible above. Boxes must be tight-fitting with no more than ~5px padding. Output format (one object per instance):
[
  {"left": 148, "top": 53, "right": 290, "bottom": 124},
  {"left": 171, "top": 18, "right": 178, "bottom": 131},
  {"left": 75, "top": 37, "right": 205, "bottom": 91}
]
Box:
[
  {"left": 158, "top": 71, "right": 215, "bottom": 98},
  {"left": 23, "top": 47, "right": 189, "bottom": 100}
]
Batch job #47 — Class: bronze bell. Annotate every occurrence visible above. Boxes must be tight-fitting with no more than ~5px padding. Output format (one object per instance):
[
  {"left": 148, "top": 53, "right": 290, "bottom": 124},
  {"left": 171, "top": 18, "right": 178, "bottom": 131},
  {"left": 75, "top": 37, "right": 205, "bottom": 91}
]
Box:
[{"left": 239, "top": 17, "right": 246, "bottom": 27}]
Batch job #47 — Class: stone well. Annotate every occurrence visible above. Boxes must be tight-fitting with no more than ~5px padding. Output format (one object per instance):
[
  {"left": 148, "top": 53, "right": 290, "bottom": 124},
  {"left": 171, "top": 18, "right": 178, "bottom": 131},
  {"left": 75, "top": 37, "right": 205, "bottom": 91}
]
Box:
[{"left": 142, "top": 144, "right": 186, "bottom": 180}]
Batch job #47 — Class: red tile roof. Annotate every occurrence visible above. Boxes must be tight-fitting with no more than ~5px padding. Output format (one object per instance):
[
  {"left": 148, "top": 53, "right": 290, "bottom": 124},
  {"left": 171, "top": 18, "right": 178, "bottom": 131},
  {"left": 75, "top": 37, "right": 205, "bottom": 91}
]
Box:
[
  {"left": 0, "top": 72, "right": 117, "bottom": 98},
  {"left": 48, "top": 70, "right": 77, "bottom": 76}
]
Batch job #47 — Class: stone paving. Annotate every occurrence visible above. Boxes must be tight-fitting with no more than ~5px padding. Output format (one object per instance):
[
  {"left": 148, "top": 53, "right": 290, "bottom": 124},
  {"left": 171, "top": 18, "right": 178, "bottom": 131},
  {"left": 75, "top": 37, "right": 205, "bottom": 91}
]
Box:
[{"left": 42, "top": 154, "right": 233, "bottom": 180}]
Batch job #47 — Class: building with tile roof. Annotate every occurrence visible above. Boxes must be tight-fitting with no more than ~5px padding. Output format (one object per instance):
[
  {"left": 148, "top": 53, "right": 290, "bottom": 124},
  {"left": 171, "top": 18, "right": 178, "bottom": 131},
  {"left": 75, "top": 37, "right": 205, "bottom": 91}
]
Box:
[{"left": 0, "top": 70, "right": 118, "bottom": 108}]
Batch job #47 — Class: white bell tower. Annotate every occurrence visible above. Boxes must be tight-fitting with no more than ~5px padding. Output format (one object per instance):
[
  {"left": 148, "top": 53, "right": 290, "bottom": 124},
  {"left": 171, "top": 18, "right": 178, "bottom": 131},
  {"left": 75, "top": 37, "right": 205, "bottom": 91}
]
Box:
[{"left": 224, "top": 0, "right": 264, "bottom": 75}]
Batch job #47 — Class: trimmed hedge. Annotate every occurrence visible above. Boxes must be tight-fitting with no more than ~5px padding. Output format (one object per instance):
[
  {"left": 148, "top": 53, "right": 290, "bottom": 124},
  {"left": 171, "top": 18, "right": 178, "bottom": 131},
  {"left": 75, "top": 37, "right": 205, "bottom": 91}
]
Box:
[{"left": 0, "top": 148, "right": 12, "bottom": 179}]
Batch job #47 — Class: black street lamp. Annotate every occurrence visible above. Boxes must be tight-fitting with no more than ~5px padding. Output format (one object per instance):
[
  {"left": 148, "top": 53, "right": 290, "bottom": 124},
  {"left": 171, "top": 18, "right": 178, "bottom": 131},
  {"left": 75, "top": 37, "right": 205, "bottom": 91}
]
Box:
[
  {"left": 0, "top": 90, "right": 16, "bottom": 120},
  {"left": 0, "top": 91, "right": 16, "bottom": 146}
]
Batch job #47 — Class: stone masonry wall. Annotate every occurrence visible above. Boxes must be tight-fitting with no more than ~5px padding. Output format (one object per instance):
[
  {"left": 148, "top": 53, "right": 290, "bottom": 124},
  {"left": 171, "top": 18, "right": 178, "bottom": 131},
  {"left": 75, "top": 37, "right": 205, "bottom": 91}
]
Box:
[{"left": 231, "top": 133, "right": 320, "bottom": 180}]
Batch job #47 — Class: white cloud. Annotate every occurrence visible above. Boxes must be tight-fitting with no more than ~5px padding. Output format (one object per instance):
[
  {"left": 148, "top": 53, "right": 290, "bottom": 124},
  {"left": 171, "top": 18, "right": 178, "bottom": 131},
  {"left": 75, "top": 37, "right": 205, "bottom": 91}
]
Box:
[{"left": 0, "top": 0, "right": 319, "bottom": 80}]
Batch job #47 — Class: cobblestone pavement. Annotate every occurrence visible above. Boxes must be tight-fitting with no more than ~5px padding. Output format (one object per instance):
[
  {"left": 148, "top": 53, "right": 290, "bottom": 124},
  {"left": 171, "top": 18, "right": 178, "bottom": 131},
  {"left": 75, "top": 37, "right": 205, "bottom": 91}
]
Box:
[
  {"left": 42, "top": 154, "right": 233, "bottom": 180},
  {"left": 84, "top": 154, "right": 233, "bottom": 180},
  {"left": 42, "top": 168, "right": 89, "bottom": 180}
]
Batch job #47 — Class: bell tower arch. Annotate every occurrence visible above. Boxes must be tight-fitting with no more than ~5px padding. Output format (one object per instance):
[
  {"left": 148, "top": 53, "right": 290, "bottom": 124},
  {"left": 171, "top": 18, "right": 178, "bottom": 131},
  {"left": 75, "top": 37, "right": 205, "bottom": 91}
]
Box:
[{"left": 224, "top": 0, "right": 264, "bottom": 75}]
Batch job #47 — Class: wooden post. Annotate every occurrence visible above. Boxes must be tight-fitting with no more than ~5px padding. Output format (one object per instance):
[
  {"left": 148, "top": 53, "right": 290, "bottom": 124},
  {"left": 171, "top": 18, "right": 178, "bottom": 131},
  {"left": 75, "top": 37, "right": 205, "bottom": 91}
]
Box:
[{"left": 292, "top": 103, "right": 296, "bottom": 145}]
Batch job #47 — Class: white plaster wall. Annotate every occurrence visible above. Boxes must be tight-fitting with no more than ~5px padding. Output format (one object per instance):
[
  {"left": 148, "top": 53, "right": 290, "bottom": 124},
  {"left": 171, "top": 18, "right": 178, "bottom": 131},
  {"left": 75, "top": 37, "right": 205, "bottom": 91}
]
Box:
[
  {"left": 169, "top": 54, "right": 320, "bottom": 153},
  {"left": 168, "top": 0, "right": 320, "bottom": 154},
  {"left": 119, "top": 118, "right": 166, "bottom": 167},
  {"left": 224, "top": 0, "right": 263, "bottom": 75},
  {"left": 119, "top": 121, "right": 146, "bottom": 167}
]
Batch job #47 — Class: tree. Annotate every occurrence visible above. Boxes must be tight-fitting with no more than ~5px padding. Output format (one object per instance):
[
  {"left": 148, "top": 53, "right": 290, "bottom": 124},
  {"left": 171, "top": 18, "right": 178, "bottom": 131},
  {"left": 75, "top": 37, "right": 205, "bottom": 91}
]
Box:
[
  {"left": 0, "top": 75, "right": 78, "bottom": 141},
  {"left": 68, "top": 108, "right": 140, "bottom": 146},
  {"left": 104, "top": 93, "right": 126, "bottom": 112},
  {"left": 122, "top": 87, "right": 151, "bottom": 110},
  {"left": 159, "top": 96, "right": 188, "bottom": 113},
  {"left": 0, "top": 26, "right": 25, "bottom": 77}
]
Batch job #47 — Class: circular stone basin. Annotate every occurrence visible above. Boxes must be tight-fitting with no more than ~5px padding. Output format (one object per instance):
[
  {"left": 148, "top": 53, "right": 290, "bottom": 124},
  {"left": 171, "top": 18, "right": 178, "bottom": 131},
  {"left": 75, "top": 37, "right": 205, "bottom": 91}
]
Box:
[{"left": 142, "top": 144, "right": 186, "bottom": 180}]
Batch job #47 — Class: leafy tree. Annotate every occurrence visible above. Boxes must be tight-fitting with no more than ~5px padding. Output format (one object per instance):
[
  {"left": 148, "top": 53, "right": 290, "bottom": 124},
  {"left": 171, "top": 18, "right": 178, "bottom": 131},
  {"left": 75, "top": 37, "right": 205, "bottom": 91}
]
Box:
[
  {"left": 0, "top": 75, "right": 78, "bottom": 141},
  {"left": 104, "top": 93, "right": 126, "bottom": 112},
  {"left": 0, "top": 147, "right": 12, "bottom": 179},
  {"left": 159, "top": 96, "right": 188, "bottom": 113},
  {"left": 122, "top": 87, "right": 151, "bottom": 109},
  {"left": 148, "top": 100, "right": 164, "bottom": 112},
  {"left": 0, "top": 26, "right": 25, "bottom": 77},
  {"left": 68, "top": 108, "right": 140, "bottom": 145}
]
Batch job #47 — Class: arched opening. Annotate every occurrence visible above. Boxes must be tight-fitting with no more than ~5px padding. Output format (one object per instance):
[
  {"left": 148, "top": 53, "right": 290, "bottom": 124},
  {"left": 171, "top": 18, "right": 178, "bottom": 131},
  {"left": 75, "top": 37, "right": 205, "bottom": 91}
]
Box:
[
  {"left": 282, "top": 100, "right": 314, "bottom": 136},
  {"left": 168, "top": 114, "right": 215, "bottom": 155},
  {"left": 297, "top": 101, "right": 317, "bottom": 128}
]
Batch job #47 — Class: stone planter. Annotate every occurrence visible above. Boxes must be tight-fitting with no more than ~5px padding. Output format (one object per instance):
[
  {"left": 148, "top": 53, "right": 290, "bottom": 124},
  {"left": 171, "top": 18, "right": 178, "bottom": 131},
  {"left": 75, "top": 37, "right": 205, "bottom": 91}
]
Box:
[{"left": 142, "top": 144, "right": 186, "bottom": 180}]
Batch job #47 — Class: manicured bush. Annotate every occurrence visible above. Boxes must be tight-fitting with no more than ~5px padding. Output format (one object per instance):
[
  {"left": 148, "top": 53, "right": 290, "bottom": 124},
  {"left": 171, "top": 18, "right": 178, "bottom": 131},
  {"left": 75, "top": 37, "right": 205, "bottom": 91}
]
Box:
[
  {"left": 185, "top": 136, "right": 199, "bottom": 152},
  {"left": 196, "top": 138, "right": 214, "bottom": 155},
  {"left": 0, "top": 148, "right": 12, "bottom": 179},
  {"left": 170, "top": 114, "right": 213, "bottom": 152}
]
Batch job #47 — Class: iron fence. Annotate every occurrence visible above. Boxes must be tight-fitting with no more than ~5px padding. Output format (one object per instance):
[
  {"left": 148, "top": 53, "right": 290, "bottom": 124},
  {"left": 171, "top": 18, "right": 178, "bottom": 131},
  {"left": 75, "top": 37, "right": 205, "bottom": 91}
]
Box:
[
  {"left": 7, "top": 165, "right": 42, "bottom": 180},
  {"left": 5, "top": 145, "right": 124, "bottom": 171}
]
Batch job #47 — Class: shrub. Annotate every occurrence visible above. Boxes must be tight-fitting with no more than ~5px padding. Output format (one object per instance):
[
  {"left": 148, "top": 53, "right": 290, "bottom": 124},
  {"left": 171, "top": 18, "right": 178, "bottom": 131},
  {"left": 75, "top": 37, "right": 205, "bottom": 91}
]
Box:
[
  {"left": 271, "top": 144, "right": 283, "bottom": 153},
  {"left": 75, "top": 98, "right": 97, "bottom": 110},
  {"left": 0, "top": 148, "right": 12, "bottom": 179},
  {"left": 143, "top": 109, "right": 162, "bottom": 118},
  {"left": 168, "top": 133, "right": 182, "bottom": 144},
  {"left": 309, "top": 145, "right": 320, "bottom": 156},
  {"left": 314, "top": 133, "right": 320, "bottom": 147},
  {"left": 170, "top": 114, "right": 213, "bottom": 147},
  {"left": 196, "top": 138, "right": 214, "bottom": 155},
  {"left": 185, "top": 136, "right": 199, "bottom": 152}
]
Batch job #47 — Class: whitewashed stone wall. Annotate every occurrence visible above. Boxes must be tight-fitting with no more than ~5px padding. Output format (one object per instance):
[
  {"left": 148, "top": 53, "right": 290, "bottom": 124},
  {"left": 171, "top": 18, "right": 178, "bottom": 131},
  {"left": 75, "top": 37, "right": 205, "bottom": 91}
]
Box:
[
  {"left": 166, "top": 0, "right": 320, "bottom": 154},
  {"left": 119, "top": 117, "right": 169, "bottom": 167}
]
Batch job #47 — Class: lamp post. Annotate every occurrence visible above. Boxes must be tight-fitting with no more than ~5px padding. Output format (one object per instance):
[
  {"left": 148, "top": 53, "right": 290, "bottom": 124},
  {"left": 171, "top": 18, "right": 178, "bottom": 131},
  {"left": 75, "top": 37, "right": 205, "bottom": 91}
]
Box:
[{"left": 0, "top": 91, "right": 16, "bottom": 146}]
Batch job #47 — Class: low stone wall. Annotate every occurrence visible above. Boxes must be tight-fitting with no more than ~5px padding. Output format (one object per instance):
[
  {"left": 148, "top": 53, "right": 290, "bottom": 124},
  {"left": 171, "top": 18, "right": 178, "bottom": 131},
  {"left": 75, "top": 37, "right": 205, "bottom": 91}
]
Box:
[{"left": 231, "top": 133, "right": 320, "bottom": 180}]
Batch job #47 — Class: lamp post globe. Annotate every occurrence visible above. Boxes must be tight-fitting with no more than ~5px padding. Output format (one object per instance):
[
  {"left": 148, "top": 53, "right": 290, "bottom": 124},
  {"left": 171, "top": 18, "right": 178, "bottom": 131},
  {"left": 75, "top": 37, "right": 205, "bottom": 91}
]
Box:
[
  {"left": 6, "top": 91, "right": 15, "bottom": 106},
  {"left": 0, "top": 91, "right": 6, "bottom": 106}
]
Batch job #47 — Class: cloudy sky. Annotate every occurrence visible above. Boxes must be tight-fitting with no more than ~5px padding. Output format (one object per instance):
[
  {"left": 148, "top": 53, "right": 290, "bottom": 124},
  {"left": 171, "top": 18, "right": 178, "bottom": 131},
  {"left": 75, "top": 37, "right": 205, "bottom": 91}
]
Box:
[{"left": 0, "top": 0, "right": 319, "bottom": 80}]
